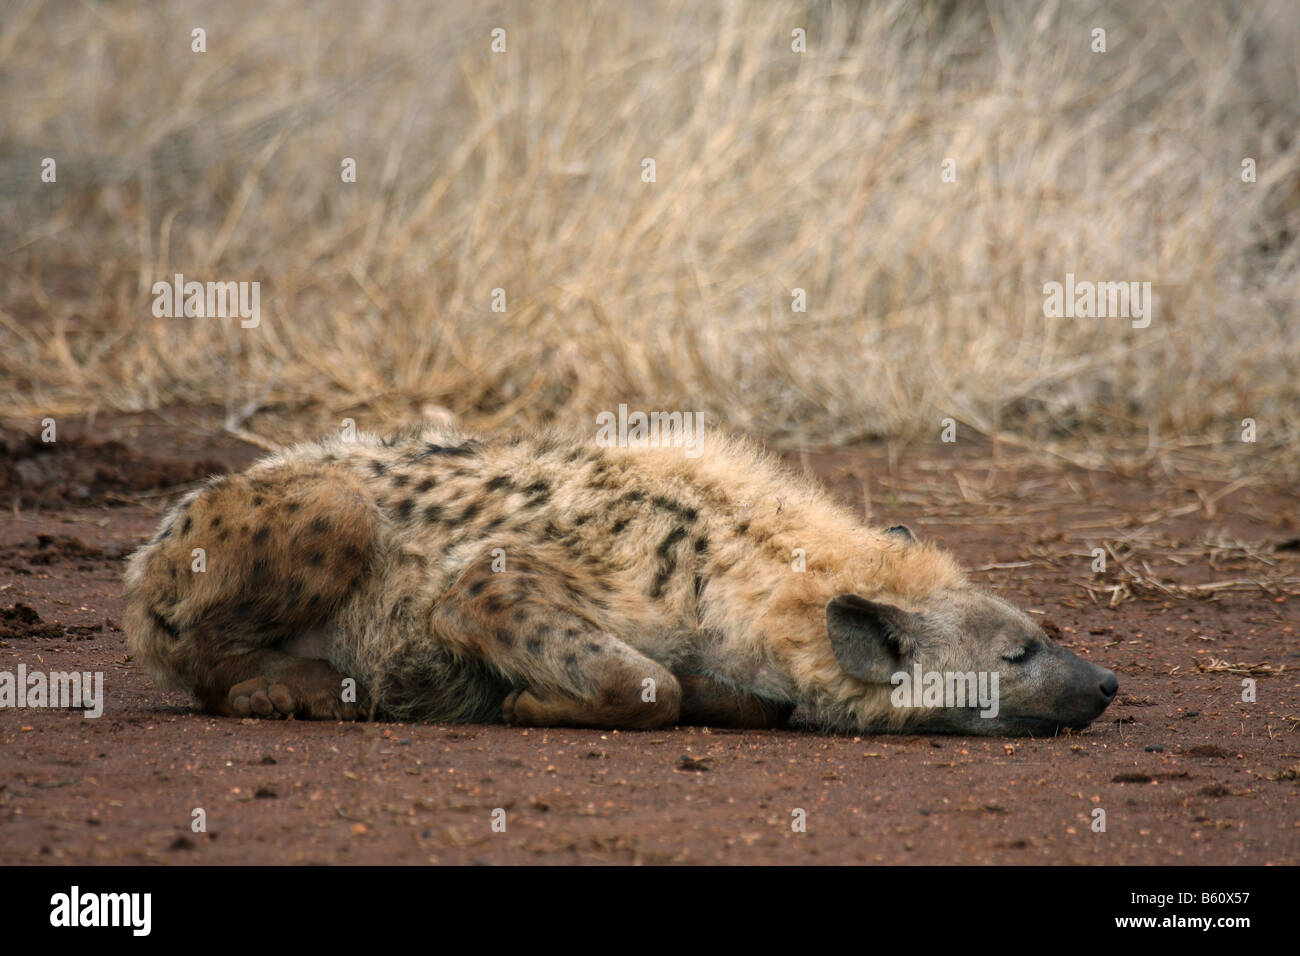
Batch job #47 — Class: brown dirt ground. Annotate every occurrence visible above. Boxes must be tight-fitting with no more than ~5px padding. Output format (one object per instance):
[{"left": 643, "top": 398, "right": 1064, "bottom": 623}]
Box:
[{"left": 1, "top": 412, "right": 1297, "bottom": 865}]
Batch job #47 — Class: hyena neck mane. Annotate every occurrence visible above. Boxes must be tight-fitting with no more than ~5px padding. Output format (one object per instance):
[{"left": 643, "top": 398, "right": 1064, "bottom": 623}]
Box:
[{"left": 747, "top": 520, "right": 968, "bottom": 730}]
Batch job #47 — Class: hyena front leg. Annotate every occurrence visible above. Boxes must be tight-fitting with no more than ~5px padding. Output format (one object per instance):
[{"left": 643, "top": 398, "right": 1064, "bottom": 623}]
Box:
[
  {"left": 430, "top": 558, "right": 682, "bottom": 729},
  {"left": 676, "top": 674, "right": 793, "bottom": 730},
  {"left": 500, "top": 637, "right": 681, "bottom": 730}
]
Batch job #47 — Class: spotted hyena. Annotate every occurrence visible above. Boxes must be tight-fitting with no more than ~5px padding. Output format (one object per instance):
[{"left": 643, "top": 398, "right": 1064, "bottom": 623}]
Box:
[{"left": 123, "top": 424, "right": 1118, "bottom": 735}]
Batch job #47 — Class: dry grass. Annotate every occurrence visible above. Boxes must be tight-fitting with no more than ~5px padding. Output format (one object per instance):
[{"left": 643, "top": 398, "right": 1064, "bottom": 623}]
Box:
[{"left": 2, "top": 0, "right": 1298, "bottom": 464}]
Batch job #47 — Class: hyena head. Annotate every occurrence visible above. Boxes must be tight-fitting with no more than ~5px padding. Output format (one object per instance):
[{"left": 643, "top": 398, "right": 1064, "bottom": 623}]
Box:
[{"left": 826, "top": 586, "right": 1118, "bottom": 736}]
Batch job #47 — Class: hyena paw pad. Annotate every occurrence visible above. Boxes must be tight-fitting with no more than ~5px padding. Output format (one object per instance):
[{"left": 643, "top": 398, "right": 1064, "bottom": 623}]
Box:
[
  {"left": 229, "top": 676, "right": 365, "bottom": 721},
  {"left": 229, "top": 677, "right": 294, "bottom": 719}
]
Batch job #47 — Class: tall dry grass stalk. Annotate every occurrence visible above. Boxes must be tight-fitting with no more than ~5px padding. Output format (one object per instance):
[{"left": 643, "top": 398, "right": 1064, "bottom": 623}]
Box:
[{"left": 1, "top": 0, "right": 1297, "bottom": 465}]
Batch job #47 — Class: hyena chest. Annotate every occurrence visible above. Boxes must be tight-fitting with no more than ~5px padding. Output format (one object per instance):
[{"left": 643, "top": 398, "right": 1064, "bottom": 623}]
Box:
[{"left": 684, "top": 627, "right": 799, "bottom": 699}]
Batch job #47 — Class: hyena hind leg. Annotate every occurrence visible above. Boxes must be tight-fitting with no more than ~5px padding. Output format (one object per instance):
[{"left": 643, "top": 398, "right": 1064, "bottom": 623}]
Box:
[{"left": 123, "top": 462, "right": 379, "bottom": 721}]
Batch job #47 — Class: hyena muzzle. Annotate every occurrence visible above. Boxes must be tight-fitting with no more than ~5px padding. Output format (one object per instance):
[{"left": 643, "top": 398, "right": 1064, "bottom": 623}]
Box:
[{"left": 123, "top": 425, "right": 1118, "bottom": 736}]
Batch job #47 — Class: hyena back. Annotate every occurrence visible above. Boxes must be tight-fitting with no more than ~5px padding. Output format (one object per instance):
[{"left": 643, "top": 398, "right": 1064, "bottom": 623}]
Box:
[{"left": 124, "top": 424, "right": 1118, "bottom": 735}]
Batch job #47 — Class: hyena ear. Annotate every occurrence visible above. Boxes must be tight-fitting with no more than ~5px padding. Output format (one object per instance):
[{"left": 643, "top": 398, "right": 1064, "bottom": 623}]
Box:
[
  {"left": 885, "top": 525, "right": 915, "bottom": 542},
  {"left": 825, "top": 594, "right": 920, "bottom": 683}
]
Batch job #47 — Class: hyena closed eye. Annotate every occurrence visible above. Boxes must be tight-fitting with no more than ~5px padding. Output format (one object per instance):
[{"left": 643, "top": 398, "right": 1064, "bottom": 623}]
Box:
[{"left": 124, "top": 425, "right": 1118, "bottom": 736}]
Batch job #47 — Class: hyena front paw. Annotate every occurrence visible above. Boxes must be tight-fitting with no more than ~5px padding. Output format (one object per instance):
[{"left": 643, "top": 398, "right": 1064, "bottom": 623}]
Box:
[
  {"left": 228, "top": 674, "right": 367, "bottom": 721},
  {"left": 502, "top": 688, "right": 546, "bottom": 726},
  {"left": 502, "top": 688, "right": 524, "bottom": 726}
]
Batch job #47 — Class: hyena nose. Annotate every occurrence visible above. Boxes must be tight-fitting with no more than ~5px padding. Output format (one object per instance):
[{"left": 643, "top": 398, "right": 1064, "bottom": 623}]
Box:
[{"left": 1098, "top": 670, "right": 1119, "bottom": 702}]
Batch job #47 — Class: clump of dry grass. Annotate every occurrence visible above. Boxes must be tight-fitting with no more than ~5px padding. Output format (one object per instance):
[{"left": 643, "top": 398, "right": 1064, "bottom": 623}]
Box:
[{"left": 1, "top": 0, "right": 1297, "bottom": 463}]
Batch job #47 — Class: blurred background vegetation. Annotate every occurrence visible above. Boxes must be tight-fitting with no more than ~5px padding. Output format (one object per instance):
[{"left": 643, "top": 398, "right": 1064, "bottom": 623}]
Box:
[{"left": 2, "top": 0, "right": 1297, "bottom": 470}]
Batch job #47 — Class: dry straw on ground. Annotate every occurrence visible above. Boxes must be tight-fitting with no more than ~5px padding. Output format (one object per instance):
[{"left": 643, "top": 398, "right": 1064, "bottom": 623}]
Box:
[{"left": 1, "top": 0, "right": 1297, "bottom": 465}]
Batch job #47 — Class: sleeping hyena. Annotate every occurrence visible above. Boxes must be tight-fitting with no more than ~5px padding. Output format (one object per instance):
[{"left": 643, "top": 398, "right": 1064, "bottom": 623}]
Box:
[{"left": 123, "top": 424, "right": 1118, "bottom": 735}]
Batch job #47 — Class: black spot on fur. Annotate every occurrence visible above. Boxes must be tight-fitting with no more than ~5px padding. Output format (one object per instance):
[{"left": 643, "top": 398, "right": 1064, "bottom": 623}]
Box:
[
  {"left": 486, "top": 475, "right": 513, "bottom": 492},
  {"left": 495, "top": 629, "right": 514, "bottom": 648},
  {"left": 424, "top": 504, "right": 443, "bottom": 523},
  {"left": 394, "top": 498, "right": 415, "bottom": 522},
  {"left": 231, "top": 598, "right": 269, "bottom": 632},
  {"left": 468, "top": 578, "right": 488, "bottom": 597},
  {"left": 649, "top": 526, "right": 688, "bottom": 598},
  {"left": 621, "top": 490, "right": 644, "bottom": 503},
  {"left": 392, "top": 473, "right": 410, "bottom": 487},
  {"left": 414, "top": 441, "right": 478, "bottom": 460},
  {"left": 211, "top": 515, "right": 223, "bottom": 528},
  {"left": 459, "top": 503, "right": 481, "bottom": 524},
  {"left": 286, "top": 501, "right": 302, "bottom": 514},
  {"left": 526, "top": 637, "right": 543, "bottom": 652},
  {"left": 658, "top": 526, "right": 688, "bottom": 555},
  {"left": 652, "top": 496, "right": 697, "bottom": 522},
  {"left": 371, "top": 460, "right": 387, "bottom": 476},
  {"left": 308, "top": 550, "right": 325, "bottom": 566},
  {"left": 151, "top": 611, "right": 181, "bottom": 641},
  {"left": 415, "top": 477, "right": 436, "bottom": 493},
  {"left": 612, "top": 518, "right": 630, "bottom": 534},
  {"left": 310, "top": 516, "right": 330, "bottom": 535},
  {"left": 524, "top": 480, "right": 551, "bottom": 496},
  {"left": 181, "top": 516, "right": 192, "bottom": 535},
  {"left": 252, "top": 526, "right": 271, "bottom": 545}
]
